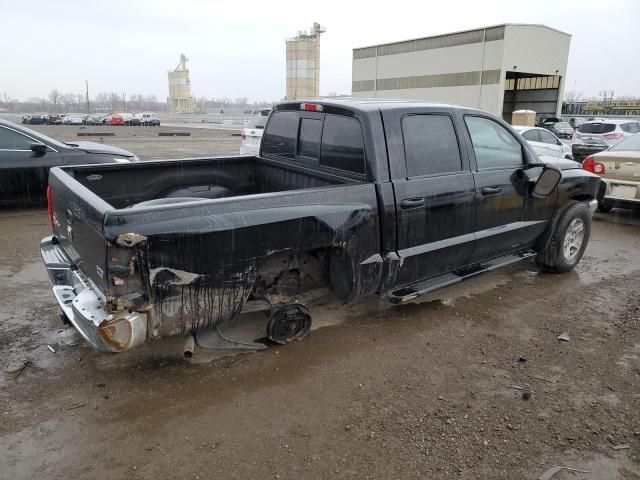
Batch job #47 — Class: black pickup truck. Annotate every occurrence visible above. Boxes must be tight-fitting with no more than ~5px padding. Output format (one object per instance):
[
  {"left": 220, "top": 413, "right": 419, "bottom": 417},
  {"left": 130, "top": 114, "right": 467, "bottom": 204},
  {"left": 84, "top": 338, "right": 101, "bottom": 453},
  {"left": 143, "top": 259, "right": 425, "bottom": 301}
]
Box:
[{"left": 40, "top": 100, "right": 601, "bottom": 353}]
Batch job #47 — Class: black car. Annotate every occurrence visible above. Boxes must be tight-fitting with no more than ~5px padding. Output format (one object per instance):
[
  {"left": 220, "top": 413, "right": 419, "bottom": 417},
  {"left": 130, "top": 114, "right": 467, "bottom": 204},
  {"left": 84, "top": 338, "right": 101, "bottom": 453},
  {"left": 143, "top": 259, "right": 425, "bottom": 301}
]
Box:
[
  {"left": 48, "top": 115, "right": 63, "bottom": 125},
  {"left": 538, "top": 116, "right": 561, "bottom": 131},
  {"left": 0, "top": 119, "right": 139, "bottom": 207},
  {"left": 29, "top": 114, "right": 47, "bottom": 125}
]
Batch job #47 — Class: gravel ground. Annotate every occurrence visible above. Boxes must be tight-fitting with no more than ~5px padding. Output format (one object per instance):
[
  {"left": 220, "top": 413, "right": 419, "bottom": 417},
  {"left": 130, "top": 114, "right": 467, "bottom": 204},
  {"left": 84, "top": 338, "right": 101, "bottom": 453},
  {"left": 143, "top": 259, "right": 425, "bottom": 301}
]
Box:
[
  {"left": 1, "top": 126, "right": 639, "bottom": 479},
  {"left": 21, "top": 123, "right": 242, "bottom": 160}
]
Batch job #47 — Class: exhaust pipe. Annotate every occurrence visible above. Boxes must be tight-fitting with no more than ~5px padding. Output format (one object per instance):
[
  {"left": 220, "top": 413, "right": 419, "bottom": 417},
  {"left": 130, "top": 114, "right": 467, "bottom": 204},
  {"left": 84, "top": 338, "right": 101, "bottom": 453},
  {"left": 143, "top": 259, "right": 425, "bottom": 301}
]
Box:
[{"left": 183, "top": 334, "right": 195, "bottom": 359}]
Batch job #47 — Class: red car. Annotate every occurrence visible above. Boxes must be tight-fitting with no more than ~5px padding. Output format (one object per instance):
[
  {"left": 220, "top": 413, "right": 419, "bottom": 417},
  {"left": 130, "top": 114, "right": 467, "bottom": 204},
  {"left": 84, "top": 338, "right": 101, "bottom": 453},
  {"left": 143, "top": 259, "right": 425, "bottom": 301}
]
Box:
[{"left": 105, "top": 114, "right": 125, "bottom": 126}]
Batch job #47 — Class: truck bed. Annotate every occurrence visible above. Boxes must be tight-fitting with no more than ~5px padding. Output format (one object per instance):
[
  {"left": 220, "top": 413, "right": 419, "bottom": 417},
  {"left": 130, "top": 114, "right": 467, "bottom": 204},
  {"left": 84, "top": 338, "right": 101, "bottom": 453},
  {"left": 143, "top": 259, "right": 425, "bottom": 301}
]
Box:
[{"left": 65, "top": 155, "right": 358, "bottom": 209}]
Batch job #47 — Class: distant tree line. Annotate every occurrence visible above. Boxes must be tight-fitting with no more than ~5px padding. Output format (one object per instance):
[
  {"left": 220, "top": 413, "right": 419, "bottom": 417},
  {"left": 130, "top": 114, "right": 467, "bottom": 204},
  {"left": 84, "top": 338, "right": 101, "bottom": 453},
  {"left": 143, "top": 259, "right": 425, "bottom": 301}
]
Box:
[{"left": 0, "top": 90, "right": 275, "bottom": 114}]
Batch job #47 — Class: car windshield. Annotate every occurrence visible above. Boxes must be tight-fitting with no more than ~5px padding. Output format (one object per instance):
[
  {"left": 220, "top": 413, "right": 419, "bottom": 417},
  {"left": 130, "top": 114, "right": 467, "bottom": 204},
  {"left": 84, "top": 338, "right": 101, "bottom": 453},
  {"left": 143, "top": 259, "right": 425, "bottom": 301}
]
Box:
[
  {"left": 247, "top": 116, "right": 267, "bottom": 129},
  {"left": 578, "top": 123, "right": 616, "bottom": 134},
  {"left": 556, "top": 122, "right": 570, "bottom": 128},
  {"left": 609, "top": 133, "right": 640, "bottom": 152}
]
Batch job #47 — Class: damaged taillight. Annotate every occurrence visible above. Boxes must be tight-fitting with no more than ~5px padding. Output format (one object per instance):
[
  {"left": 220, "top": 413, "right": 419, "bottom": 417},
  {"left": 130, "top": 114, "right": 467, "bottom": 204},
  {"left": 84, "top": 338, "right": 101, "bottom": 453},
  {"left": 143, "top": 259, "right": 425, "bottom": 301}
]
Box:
[{"left": 47, "top": 185, "right": 54, "bottom": 230}]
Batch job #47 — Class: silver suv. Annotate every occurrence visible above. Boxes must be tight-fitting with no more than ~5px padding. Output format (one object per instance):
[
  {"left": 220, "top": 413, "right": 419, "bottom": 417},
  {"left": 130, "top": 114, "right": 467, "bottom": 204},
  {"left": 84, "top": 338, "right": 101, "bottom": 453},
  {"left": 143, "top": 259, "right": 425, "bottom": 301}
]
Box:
[{"left": 572, "top": 119, "right": 640, "bottom": 161}]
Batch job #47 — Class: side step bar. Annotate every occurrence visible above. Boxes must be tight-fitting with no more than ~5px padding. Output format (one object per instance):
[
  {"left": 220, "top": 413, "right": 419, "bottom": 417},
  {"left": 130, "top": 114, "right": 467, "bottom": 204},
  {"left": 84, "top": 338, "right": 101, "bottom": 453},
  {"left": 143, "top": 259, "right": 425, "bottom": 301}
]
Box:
[{"left": 386, "top": 250, "right": 537, "bottom": 304}]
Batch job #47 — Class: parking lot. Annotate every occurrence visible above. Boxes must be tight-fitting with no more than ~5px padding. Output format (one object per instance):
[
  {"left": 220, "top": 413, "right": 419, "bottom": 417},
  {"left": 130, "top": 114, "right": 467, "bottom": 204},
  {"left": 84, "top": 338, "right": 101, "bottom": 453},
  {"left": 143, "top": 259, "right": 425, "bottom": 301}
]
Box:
[{"left": 0, "top": 125, "right": 638, "bottom": 479}]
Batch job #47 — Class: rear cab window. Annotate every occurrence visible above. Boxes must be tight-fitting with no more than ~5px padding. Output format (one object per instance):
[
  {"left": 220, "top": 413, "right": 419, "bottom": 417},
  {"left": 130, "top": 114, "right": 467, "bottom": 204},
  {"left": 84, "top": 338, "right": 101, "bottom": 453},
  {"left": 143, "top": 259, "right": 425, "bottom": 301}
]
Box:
[
  {"left": 578, "top": 123, "right": 616, "bottom": 134},
  {"left": 262, "top": 110, "right": 366, "bottom": 176},
  {"left": 401, "top": 114, "right": 462, "bottom": 177}
]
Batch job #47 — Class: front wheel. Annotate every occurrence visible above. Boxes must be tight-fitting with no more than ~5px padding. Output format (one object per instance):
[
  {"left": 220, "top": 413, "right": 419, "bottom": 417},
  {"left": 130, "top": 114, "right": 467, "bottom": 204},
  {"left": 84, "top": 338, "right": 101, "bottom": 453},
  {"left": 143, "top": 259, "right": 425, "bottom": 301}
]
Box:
[{"left": 536, "top": 202, "right": 591, "bottom": 273}]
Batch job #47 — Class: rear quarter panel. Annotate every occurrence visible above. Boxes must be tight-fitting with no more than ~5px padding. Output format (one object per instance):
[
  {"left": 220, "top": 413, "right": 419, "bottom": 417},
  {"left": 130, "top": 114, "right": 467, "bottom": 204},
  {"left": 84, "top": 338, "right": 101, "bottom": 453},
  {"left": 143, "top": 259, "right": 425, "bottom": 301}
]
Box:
[{"left": 103, "top": 183, "right": 382, "bottom": 338}]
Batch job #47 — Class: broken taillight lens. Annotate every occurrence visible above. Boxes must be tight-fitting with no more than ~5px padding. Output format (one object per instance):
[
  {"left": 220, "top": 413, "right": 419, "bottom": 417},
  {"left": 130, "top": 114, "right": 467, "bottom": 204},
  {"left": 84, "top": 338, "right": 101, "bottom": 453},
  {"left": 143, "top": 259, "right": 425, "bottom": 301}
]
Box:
[{"left": 46, "top": 185, "right": 54, "bottom": 230}]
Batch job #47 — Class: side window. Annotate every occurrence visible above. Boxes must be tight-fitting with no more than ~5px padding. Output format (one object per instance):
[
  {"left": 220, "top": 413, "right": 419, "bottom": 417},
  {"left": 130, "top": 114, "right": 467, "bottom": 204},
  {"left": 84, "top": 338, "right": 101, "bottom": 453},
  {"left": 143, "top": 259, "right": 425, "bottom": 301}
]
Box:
[
  {"left": 298, "top": 118, "right": 323, "bottom": 161},
  {"left": 465, "top": 116, "right": 523, "bottom": 170},
  {"left": 522, "top": 129, "right": 540, "bottom": 142},
  {"left": 402, "top": 114, "right": 462, "bottom": 177},
  {"left": 538, "top": 130, "right": 559, "bottom": 145},
  {"left": 0, "top": 127, "right": 34, "bottom": 150},
  {"left": 320, "top": 115, "right": 365, "bottom": 174},
  {"left": 262, "top": 111, "right": 298, "bottom": 158},
  {"left": 632, "top": 123, "right": 640, "bottom": 134},
  {"left": 620, "top": 123, "right": 630, "bottom": 133}
]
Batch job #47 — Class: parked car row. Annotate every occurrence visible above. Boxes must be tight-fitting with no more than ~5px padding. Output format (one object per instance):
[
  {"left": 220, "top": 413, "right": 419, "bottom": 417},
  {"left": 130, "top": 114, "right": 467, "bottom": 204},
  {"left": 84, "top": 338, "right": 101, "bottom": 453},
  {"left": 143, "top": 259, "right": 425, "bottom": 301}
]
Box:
[{"left": 21, "top": 112, "right": 160, "bottom": 126}]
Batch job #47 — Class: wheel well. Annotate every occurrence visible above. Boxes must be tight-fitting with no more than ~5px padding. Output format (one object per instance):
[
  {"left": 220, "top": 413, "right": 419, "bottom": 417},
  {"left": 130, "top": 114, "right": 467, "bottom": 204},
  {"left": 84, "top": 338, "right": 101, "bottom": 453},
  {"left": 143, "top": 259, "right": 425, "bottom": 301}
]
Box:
[
  {"left": 569, "top": 194, "right": 594, "bottom": 203},
  {"left": 251, "top": 247, "right": 354, "bottom": 303}
]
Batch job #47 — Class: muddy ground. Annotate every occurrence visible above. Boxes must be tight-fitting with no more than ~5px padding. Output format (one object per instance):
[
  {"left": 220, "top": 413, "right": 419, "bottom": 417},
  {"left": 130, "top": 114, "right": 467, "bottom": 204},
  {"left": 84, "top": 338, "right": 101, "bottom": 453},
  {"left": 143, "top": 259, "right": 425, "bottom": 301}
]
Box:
[{"left": 1, "top": 127, "right": 640, "bottom": 479}]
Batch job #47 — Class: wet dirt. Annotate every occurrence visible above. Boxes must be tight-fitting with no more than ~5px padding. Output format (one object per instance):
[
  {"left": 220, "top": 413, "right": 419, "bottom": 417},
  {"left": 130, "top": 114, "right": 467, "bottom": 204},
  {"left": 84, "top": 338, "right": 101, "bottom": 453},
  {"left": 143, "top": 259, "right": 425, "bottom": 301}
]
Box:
[{"left": 1, "top": 200, "right": 640, "bottom": 478}]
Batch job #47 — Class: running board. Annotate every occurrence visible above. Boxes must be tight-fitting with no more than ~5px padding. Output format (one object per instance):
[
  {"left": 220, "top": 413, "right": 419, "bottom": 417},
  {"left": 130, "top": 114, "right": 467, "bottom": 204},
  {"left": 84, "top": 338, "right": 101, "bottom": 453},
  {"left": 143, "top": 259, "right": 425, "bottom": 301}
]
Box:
[{"left": 386, "top": 250, "right": 537, "bottom": 304}]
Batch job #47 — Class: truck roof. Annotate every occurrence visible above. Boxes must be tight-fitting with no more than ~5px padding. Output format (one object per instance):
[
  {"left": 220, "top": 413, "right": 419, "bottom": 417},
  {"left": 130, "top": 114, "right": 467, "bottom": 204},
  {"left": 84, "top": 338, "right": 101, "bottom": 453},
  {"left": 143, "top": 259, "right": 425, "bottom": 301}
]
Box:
[{"left": 276, "top": 98, "right": 474, "bottom": 114}]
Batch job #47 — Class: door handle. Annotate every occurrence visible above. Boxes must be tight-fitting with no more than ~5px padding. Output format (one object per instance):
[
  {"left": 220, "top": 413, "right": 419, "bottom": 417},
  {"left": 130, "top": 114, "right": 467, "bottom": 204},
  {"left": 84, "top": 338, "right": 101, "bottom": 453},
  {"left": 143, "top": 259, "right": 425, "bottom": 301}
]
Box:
[
  {"left": 480, "top": 186, "right": 503, "bottom": 196},
  {"left": 400, "top": 197, "right": 426, "bottom": 209}
]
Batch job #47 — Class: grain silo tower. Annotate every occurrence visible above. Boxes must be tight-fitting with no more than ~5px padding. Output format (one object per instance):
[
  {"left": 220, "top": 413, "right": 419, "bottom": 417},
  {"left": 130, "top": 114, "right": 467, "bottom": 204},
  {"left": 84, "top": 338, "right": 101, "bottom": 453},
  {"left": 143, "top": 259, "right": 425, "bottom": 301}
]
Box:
[
  {"left": 285, "top": 23, "right": 325, "bottom": 100},
  {"left": 167, "top": 54, "right": 196, "bottom": 113}
]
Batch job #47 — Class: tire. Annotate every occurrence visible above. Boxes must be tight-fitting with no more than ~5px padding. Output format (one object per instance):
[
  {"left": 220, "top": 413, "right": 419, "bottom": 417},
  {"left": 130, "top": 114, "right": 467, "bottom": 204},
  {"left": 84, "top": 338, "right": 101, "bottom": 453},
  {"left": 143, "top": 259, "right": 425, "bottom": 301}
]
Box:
[
  {"left": 597, "top": 200, "right": 613, "bottom": 213},
  {"left": 536, "top": 202, "right": 591, "bottom": 273}
]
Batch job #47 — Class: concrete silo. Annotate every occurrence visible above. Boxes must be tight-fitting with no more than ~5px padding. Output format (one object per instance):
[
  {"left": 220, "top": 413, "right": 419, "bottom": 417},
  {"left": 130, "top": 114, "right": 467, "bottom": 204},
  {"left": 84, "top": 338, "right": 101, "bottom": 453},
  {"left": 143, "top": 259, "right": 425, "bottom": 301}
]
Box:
[
  {"left": 167, "top": 54, "right": 196, "bottom": 114},
  {"left": 285, "top": 23, "right": 325, "bottom": 100}
]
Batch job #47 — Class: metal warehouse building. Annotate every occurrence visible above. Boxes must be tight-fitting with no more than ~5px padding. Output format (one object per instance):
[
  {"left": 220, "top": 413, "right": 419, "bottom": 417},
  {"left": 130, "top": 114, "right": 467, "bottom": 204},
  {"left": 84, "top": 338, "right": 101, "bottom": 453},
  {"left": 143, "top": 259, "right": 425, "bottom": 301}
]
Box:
[{"left": 352, "top": 24, "right": 570, "bottom": 123}]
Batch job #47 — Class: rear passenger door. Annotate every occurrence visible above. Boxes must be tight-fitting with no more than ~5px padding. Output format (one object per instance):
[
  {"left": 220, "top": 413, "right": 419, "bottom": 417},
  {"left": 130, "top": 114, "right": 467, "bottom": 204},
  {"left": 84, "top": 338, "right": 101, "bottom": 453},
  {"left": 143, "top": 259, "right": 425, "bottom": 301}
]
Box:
[{"left": 385, "top": 111, "right": 476, "bottom": 286}]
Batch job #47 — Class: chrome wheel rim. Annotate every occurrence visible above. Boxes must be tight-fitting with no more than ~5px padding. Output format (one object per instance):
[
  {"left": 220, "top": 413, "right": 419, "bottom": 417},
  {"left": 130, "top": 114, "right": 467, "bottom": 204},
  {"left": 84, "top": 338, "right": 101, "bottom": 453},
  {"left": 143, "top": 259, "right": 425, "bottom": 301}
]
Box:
[{"left": 563, "top": 218, "right": 585, "bottom": 260}]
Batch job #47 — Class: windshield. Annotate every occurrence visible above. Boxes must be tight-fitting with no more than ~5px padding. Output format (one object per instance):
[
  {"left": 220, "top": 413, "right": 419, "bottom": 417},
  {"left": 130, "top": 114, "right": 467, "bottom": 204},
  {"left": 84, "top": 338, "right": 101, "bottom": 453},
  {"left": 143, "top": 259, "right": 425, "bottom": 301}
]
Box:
[
  {"left": 556, "top": 122, "right": 571, "bottom": 128},
  {"left": 579, "top": 123, "right": 616, "bottom": 134},
  {"left": 609, "top": 133, "right": 640, "bottom": 152},
  {"left": 247, "top": 116, "right": 267, "bottom": 129}
]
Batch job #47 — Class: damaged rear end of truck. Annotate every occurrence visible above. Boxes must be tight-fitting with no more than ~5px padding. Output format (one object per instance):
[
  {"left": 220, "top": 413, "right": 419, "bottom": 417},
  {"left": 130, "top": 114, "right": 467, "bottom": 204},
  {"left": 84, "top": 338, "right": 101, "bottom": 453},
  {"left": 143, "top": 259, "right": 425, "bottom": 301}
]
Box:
[{"left": 41, "top": 150, "right": 383, "bottom": 352}]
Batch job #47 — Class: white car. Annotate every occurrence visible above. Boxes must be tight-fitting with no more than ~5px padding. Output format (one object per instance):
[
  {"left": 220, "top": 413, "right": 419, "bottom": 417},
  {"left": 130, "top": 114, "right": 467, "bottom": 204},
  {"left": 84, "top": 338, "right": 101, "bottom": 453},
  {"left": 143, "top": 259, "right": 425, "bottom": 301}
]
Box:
[
  {"left": 63, "top": 114, "right": 84, "bottom": 125},
  {"left": 572, "top": 119, "right": 640, "bottom": 161},
  {"left": 239, "top": 116, "right": 268, "bottom": 155},
  {"left": 512, "top": 126, "right": 573, "bottom": 160}
]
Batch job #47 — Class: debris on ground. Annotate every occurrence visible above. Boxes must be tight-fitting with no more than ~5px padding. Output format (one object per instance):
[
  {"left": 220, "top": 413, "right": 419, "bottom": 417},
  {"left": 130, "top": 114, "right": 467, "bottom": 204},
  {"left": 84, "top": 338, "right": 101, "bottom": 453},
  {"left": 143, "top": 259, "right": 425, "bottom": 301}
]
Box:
[
  {"left": 47, "top": 344, "right": 56, "bottom": 353},
  {"left": 507, "top": 385, "right": 524, "bottom": 390},
  {"left": 522, "top": 391, "right": 532, "bottom": 400},
  {"left": 538, "top": 465, "right": 590, "bottom": 480},
  {"left": 8, "top": 360, "right": 32, "bottom": 378},
  {"left": 557, "top": 332, "right": 570, "bottom": 342},
  {"left": 611, "top": 444, "right": 631, "bottom": 450}
]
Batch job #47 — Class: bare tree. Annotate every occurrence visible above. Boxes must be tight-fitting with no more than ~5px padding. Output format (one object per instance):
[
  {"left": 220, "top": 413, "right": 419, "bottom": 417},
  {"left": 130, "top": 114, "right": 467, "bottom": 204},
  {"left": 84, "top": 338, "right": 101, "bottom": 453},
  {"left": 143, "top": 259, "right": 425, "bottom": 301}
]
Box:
[
  {"left": 48, "top": 89, "right": 61, "bottom": 112},
  {"left": 564, "top": 90, "right": 583, "bottom": 103},
  {"left": 234, "top": 97, "right": 248, "bottom": 106}
]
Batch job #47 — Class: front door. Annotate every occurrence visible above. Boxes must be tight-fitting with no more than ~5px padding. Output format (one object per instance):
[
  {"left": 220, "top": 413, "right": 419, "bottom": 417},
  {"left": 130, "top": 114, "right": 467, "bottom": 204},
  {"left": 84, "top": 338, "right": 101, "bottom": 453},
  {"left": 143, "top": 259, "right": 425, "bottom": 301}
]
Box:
[
  {"left": 462, "top": 115, "right": 528, "bottom": 262},
  {"left": 0, "top": 125, "right": 61, "bottom": 207},
  {"left": 386, "top": 111, "right": 477, "bottom": 287}
]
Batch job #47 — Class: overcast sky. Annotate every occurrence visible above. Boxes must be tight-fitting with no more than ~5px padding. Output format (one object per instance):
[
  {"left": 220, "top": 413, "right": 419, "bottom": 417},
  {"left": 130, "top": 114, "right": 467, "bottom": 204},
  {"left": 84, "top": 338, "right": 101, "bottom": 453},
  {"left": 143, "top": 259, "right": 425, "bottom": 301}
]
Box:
[{"left": 2, "top": 0, "right": 639, "bottom": 102}]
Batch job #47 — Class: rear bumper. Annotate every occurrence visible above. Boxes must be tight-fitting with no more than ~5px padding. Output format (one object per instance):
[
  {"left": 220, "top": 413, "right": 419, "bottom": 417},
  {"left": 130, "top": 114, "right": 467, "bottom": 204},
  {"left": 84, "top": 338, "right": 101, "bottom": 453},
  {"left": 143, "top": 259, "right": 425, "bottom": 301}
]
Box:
[
  {"left": 40, "top": 236, "right": 147, "bottom": 352},
  {"left": 600, "top": 179, "right": 640, "bottom": 210}
]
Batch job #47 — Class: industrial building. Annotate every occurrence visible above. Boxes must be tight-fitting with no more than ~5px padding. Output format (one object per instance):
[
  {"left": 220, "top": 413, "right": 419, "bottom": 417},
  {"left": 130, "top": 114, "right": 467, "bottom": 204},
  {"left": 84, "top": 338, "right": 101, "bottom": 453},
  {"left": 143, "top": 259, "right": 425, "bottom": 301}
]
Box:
[
  {"left": 352, "top": 24, "right": 570, "bottom": 123},
  {"left": 167, "top": 54, "right": 196, "bottom": 114},
  {"left": 286, "top": 23, "right": 325, "bottom": 100}
]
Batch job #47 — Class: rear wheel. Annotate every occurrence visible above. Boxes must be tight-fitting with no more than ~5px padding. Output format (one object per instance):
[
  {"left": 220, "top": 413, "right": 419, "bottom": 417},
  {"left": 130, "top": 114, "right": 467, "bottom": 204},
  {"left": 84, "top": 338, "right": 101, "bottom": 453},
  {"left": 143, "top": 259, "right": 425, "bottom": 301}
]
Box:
[{"left": 536, "top": 202, "right": 591, "bottom": 273}]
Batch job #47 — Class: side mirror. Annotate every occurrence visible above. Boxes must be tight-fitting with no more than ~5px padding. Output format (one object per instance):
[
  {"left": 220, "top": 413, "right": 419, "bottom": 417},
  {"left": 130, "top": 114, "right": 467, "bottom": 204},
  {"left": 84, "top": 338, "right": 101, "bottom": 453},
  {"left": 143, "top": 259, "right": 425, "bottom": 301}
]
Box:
[
  {"left": 31, "top": 142, "right": 48, "bottom": 154},
  {"left": 533, "top": 165, "right": 561, "bottom": 198}
]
